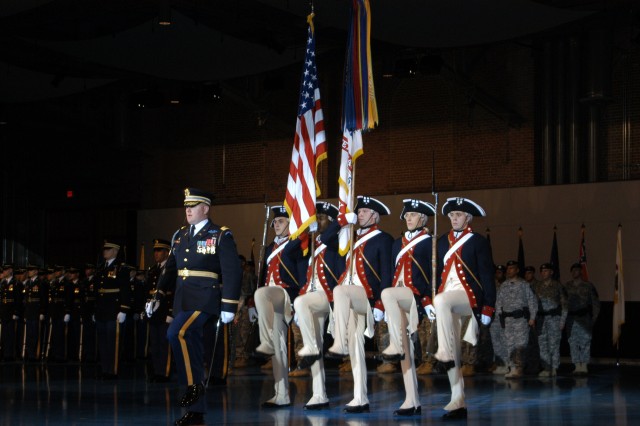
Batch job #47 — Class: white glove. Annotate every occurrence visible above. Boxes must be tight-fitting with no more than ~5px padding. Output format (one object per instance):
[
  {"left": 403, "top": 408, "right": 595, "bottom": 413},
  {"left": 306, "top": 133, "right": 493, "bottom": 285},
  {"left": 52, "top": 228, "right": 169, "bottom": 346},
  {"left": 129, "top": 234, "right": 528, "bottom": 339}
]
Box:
[
  {"left": 384, "top": 311, "right": 389, "bottom": 323},
  {"left": 166, "top": 315, "right": 173, "bottom": 324},
  {"left": 481, "top": 314, "right": 492, "bottom": 326},
  {"left": 344, "top": 212, "right": 357, "bottom": 224},
  {"left": 248, "top": 307, "right": 258, "bottom": 323},
  {"left": 12, "top": 315, "right": 19, "bottom": 321},
  {"left": 39, "top": 314, "right": 45, "bottom": 321},
  {"left": 373, "top": 308, "right": 384, "bottom": 322},
  {"left": 145, "top": 300, "right": 160, "bottom": 317},
  {"left": 221, "top": 311, "right": 235, "bottom": 324},
  {"left": 117, "top": 312, "right": 126, "bottom": 323},
  {"left": 64, "top": 314, "right": 71, "bottom": 323},
  {"left": 133, "top": 313, "right": 140, "bottom": 321},
  {"left": 293, "top": 313, "right": 299, "bottom": 326},
  {"left": 92, "top": 314, "right": 96, "bottom": 323},
  {"left": 424, "top": 304, "right": 436, "bottom": 320}
]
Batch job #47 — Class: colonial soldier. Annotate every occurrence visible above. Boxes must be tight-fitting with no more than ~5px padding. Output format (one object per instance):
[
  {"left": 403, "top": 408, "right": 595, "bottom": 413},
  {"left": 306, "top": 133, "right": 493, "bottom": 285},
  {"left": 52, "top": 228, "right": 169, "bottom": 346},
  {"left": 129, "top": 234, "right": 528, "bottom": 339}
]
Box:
[
  {"left": 381, "top": 199, "right": 435, "bottom": 416},
  {"left": 533, "top": 263, "right": 567, "bottom": 377},
  {"left": 146, "top": 238, "right": 175, "bottom": 383},
  {"left": 23, "top": 265, "right": 48, "bottom": 362},
  {"left": 81, "top": 264, "right": 97, "bottom": 362},
  {"left": 326, "top": 195, "right": 394, "bottom": 414},
  {"left": 564, "top": 262, "right": 600, "bottom": 375},
  {"left": 495, "top": 260, "right": 538, "bottom": 378},
  {"left": 46, "top": 265, "right": 68, "bottom": 363},
  {"left": 0, "top": 264, "right": 23, "bottom": 361},
  {"left": 95, "top": 241, "right": 131, "bottom": 378},
  {"left": 294, "top": 201, "right": 344, "bottom": 410},
  {"left": 491, "top": 264, "right": 509, "bottom": 375},
  {"left": 148, "top": 188, "right": 242, "bottom": 426},
  {"left": 65, "top": 267, "right": 84, "bottom": 361},
  {"left": 428, "top": 197, "right": 495, "bottom": 420},
  {"left": 249, "top": 205, "right": 307, "bottom": 408}
]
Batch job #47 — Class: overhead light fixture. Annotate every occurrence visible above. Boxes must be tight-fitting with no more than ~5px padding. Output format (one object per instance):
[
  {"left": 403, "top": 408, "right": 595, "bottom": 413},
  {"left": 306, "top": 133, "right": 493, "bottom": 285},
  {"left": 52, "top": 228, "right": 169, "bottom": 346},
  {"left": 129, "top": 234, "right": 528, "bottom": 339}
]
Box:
[{"left": 158, "top": 0, "right": 172, "bottom": 26}]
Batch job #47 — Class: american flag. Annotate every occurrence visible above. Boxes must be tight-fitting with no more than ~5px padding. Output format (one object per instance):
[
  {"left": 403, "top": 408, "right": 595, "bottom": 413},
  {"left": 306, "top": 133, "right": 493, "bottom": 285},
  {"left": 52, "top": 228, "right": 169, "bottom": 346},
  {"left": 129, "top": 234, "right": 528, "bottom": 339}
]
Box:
[
  {"left": 578, "top": 224, "right": 589, "bottom": 281},
  {"left": 284, "top": 14, "right": 327, "bottom": 253},
  {"left": 337, "top": 129, "right": 363, "bottom": 256}
]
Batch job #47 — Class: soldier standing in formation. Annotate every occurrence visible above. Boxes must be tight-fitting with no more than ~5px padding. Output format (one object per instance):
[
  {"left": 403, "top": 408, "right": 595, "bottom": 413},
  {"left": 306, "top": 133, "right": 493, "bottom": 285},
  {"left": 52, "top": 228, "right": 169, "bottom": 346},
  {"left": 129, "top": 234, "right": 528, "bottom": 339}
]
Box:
[
  {"left": 1, "top": 264, "right": 22, "bottom": 361},
  {"left": 146, "top": 238, "right": 175, "bottom": 383},
  {"left": 65, "top": 267, "right": 84, "bottom": 362},
  {"left": 491, "top": 265, "right": 508, "bottom": 375},
  {"left": 150, "top": 188, "right": 242, "bottom": 426},
  {"left": 382, "top": 199, "right": 435, "bottom": 416},
  {"left": 495, "top": 260, "right": 538, "bottom": 378},
  {"left": 294, "top": 201, "right": 344, "bottom": 410},
  {"left": 326, "top": 195, "right": 393, "bottom": 414},
  {"left": 22, "top": 265, "right": 48, "bottom": 362},
  {"left": 95, "top": 241, "right": 131, "bottom": 378},
  {"left": 533, "top": 263, "right": 567, "bottom": 377},
  {"left": 47, "top": 265, "right": 67, "bottom": 362},
  {"left": 251, "top": 205, "right": 306, "bottom": 408},
  {"left": 430, "top": 197, "right": 495, "bottom": 420},
  {"left": 564, "top": 262, "right": 600, "bottom": 375},
  {"left": 82, "top": 264, "right": 97, "bottom": 362}
]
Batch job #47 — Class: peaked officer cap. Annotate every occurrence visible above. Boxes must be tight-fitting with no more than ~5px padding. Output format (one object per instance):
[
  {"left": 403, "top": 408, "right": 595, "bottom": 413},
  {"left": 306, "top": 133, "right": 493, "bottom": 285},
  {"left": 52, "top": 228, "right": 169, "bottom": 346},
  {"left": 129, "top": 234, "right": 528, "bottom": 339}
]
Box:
[
  {"left": 153, "top": 238, "right": 171, "bottom": 250},
  {"left": 184, "top": 187, "right": 213, "bottom": 207},
  {"left": 103, "top": 240, "right": 121, "bottom": 250},
  {"left": 316, "top": 201, "right": 339, "bottom": 219},
  {"left": 400, "top": 198, "right": 436, "bottom": 220},
  {"left": 355, "top": 196, "right": 390, "bottom": 215},
  {"left": 442, "top": 197, "right": 486, "bottom": 217}
]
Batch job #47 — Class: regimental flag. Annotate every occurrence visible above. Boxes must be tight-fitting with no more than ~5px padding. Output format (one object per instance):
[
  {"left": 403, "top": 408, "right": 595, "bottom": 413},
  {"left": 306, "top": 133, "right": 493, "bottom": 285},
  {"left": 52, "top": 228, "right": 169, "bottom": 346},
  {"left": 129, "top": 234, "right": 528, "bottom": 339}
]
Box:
[
  {"left": 283, "top": 13, "right": 327, "bottom": 254},
  {"left": 338, "top": 129, "right": 364, "bottom": 255},
  {"left": 613, "top": 224, "right": 625, "bottom": 347},
  {"left": 138, "top": 243, "right": 145, "bottom": 270},
  {"left": 517, "top": 227, "right": 526, "bottom": 278},
  {"left": 578, "top": 224, "right": 589, "bottom": 281},
  {"left": 550, "top": 226, "right": 560, "bottom": 281}
]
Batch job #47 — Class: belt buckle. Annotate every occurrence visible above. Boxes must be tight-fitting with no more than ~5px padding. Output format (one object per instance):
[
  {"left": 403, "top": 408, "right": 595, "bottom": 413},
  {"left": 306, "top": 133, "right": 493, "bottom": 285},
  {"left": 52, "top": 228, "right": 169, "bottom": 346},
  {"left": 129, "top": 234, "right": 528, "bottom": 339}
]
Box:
[{"left": 183, "top": 269, "right": 190, "bottom": 277}]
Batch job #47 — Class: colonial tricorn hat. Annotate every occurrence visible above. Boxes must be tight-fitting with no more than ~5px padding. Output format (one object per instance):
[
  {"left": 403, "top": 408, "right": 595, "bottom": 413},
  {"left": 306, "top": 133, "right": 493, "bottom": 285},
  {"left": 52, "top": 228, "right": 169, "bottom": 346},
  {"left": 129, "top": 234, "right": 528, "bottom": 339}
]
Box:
[
  {"left": 400, "top": 199, "right": 435, "bottom": 220},
  {"left": 355, "top": 196, "right": 390, "bottom": 215},
  {"left": 270, "top": 205, "right": 289, "bottom": 227},
  {"left": 184, "top": 188, "right": 213, "bottom": 207},
  {"left": 442, "top": 197, "right": 486, "bottom": 217},
  {"left": 316, "top": 201, "right": 339, "bottom": 220},
  {"left": 153, "top": 238, "right": 171, "bottom": 250}
]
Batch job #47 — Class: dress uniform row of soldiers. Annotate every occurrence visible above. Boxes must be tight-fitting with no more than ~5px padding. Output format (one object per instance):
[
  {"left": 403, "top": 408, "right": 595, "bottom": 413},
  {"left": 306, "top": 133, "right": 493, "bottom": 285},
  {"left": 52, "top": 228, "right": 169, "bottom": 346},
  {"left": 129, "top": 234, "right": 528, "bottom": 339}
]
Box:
[{"left": 0, "top": 239, "right": 177, "bottom": 384}]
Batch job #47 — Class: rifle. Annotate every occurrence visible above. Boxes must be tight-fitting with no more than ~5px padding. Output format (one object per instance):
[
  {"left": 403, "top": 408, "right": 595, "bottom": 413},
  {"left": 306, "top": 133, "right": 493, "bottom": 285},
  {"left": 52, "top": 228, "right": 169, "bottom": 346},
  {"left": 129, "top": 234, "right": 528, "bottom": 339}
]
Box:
[{"left": 426, "top": 151, "right": 439, "bottom": 356}]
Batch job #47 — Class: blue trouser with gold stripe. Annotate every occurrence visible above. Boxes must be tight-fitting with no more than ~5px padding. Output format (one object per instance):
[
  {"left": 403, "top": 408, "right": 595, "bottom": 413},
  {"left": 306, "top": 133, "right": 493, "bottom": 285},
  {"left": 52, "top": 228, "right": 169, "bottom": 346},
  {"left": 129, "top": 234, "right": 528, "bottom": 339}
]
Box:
[{"left": 167, "top": 310, "right": 211, "bottom": 414}]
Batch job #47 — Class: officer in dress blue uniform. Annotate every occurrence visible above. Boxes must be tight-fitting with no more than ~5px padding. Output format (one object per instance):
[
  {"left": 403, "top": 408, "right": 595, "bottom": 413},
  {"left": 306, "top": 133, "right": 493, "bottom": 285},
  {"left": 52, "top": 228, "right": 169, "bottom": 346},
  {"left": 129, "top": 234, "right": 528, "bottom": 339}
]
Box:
[
  {"left": 146, "top": 238, "right": 176, "bottom": 383},
  {"left": 95, "top": 241, "right": 131, "bottom": 378},
  {"left": 427, "top": 197, "right": 495, "bottom": 420},
  {"left": 0, "top": 264, "right": 23, "bottom": 361},
  {"left": 149, "top": 188, "right": 242, "bottom": 426},
  {"left": 381, "top": 198, "right": 435, "bottom": 416},
  {"left": 81, "top": 264, "right": 97, "bottom": 363},
  {"left": 248, "top": 205, "right": 307, "bottom": 408},
  {"left": 294, "top": 201, "right": 345, "bottom": 410},
  {"left": 325, "top": 195, "right": 394, "bottom": 413}
]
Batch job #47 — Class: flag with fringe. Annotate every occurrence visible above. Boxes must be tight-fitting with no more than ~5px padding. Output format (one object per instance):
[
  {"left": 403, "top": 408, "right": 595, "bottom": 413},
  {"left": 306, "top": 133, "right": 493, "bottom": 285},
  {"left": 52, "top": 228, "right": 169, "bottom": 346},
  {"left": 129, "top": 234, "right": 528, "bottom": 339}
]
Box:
[
  {"left": 338, "top": 0, "right": 377, "bottom": 256},
  {"left": 284, "top": 13, "right": 327, "bottom": 254},
  {"left": 613, "top": 224, "right": 625, "bottom": 346}
]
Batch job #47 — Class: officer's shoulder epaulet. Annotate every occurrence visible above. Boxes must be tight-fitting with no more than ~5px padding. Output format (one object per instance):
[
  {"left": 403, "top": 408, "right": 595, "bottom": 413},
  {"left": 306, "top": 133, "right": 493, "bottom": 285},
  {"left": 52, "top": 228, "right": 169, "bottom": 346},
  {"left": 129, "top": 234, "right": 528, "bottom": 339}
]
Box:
[{"left": 180, "top": 225, "right": 187, "bottom": 230}]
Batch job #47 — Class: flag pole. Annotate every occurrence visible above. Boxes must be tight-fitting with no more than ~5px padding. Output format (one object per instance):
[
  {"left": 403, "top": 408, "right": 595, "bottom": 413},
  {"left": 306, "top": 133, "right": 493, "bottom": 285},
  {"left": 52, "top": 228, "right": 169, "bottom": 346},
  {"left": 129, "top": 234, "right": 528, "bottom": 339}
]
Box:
[{"left": 346, "top": 159, "right": 357, "bottom": 285}]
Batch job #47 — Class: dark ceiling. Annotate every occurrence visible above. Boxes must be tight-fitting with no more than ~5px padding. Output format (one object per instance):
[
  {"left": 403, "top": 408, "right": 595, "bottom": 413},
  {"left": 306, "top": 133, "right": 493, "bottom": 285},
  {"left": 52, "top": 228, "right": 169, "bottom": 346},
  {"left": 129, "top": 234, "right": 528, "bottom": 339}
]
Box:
[{"left": 0, "top": 0, "right": 598, "bottom": 103}]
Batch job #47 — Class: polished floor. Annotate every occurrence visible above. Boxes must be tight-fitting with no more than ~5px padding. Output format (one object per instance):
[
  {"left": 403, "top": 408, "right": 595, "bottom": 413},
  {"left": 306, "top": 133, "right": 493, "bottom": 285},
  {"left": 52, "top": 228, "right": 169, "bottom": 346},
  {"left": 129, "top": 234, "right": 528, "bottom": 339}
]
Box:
[{"left": 1, "top": 360, "right": 638, "bottom": 425}]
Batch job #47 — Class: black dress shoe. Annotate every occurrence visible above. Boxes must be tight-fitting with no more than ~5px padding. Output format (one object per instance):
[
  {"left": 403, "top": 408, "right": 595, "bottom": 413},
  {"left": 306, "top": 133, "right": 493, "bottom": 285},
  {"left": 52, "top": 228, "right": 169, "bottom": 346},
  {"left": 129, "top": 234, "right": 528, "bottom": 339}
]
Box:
[
  {"left": 297, "top": 354, "right": 321, "bottom": 370},
  {"left": 344, "top": 404, "right": 370, "bottom": 413},
  {"left": 304, "top": 402, "right": 330, "bottom": 410},
  {"left": 261, "top": 401, "right": 291, "bottom": 409},
  {"left": 180, "top": 383, "right": 205, "bottom": 407},
  {"left": 439, "top": 360, "right": 456, "bottom": 371},
  {"left": 174, "top": 411, "right": 204, "bottom": 426},
  {"left": 324, "top": 351, "right": 344, "bottom": 360},
  {"left": 251, "top": 351, "right": 272, "bottom": 360},
  {"left": 442, "top": 407, "right": 467, "bottom": 420},
  {"left": 382, "top": 352, "right": 405, "bottom": 362},
  {"left": 393, "top": 406, "right": 421, "bottom": 416}
]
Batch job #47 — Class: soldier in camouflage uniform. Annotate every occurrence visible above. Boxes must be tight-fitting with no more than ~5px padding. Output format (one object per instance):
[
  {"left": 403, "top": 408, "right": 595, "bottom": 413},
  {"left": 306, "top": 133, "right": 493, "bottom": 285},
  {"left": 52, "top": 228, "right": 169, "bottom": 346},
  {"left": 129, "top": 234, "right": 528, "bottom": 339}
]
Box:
[
  {"left": 495, "top": 260, "right": 537, "bottom": 378},
  {"left": 491, "top": 265, "right": 508, "bottom": 375},
  {"left": 564, "top": 263, "right": 600, "bottom": 375},
  {"left": 523, "top": 265, "right": 541, "bottom": 375},
  {"left": 532, "top": 263, "right": 567, "bottom": 377}
]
